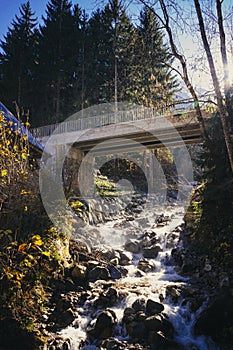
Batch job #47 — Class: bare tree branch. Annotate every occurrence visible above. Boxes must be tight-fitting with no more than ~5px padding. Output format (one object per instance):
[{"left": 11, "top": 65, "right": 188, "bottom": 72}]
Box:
[{"left": 194, "top": 0, "right": 233, "bottom": 171}]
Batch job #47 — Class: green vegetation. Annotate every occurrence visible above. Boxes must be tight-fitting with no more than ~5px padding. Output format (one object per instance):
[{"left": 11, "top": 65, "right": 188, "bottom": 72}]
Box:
[{"left": 0, "top": 1, "right": 178, "bottom": 126}]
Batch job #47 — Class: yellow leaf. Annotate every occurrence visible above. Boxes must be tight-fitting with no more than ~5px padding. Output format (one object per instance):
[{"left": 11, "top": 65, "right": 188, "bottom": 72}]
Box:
[
  {"left": 31, "top": 235, "right": 43, "bottom": 246},
  {"left": 41, "top": 251, "right": 51, "bottom": 257},
  {"left": 1, "top": 169, "right": 7, "bottom": 177},
  {"left": 21, "top": 152, "right": 27, "bottom": 160}
]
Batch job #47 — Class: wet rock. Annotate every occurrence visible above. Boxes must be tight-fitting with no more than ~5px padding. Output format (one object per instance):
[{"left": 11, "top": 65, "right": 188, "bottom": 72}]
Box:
[
  {"left": 137, "top": 258, "right": 155, "bottom": 273},
  {"left": 165, "top": 286, "right": 181, "bottom": 303},
  {"left": 108, "top": 265, "right": 123, "bottom": 280},
  {"left": 88, "top": 266, "right": 111, "bottom": 281},
  {"left": 94, "top": 309, "right": 116, "bottom": 339},
  {"left": 156, "top": 214, "right": 170, "bottom": 225},
  {"left": 148, "top": 331, "right": 183, "bottom": 350},
  {"left": 132, "top": 298, "right": 146, "bottom": 312},
  {"left": 144, "top": 315, "right": 162, "bottom": 331},
  {"left": 100, "top": 337, "right": 125, "bottom": 349},
  {"left": 142, "top": 245, "right": 162, "bottom": 259},
  {"left": 146, "top": 299, "right": 164, "bottom": 315},
  {"left": 118, "top": 251, "right": 132, "bottom": 265},
  {"left": 71, "top": 264, "right": 87, "bottom": 280},
  {"left": 126, "top": 320, "right": 147, "bottom": 340},
  {"left": 125, "top": 240, "right": 141, "bottom": 254},
  {"left": 58, "top": 308, "right": 75, "bottom": 328},
  {"left": 171, "top": 248, "right": 183, "bottom": 266},
  {"left": 122, "top": 308, "right": 135, "bottom": 322},
  {"left": 96, "top": 287, "right": 119, "bottom": 308}
]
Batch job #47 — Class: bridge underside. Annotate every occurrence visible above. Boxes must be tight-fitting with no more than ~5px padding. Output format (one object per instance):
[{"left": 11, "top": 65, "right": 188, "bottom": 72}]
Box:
[{"left": 72, "top": 122, "right": 202, "bottom": 155}]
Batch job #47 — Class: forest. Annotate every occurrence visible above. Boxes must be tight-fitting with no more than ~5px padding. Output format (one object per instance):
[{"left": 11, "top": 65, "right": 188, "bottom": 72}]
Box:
[{"left": 0, "top": 0, "right": 178, "bottom": 127}]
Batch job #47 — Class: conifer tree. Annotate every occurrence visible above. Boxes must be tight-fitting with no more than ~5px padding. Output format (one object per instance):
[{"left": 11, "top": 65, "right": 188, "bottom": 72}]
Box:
[
  {"left": 36, "top": 0, "right": 79, "bottom": 124},
  {"left": 0, "top": 1, "right": 37, "bottom": 112},
  {"left": 129, "top": 7, "right": 178, "bottom": 110}
]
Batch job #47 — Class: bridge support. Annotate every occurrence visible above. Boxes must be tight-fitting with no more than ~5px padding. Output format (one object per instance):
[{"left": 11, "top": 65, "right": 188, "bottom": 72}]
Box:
[{"left": 64, "top": 147, "right": 85, "bottom": 196}]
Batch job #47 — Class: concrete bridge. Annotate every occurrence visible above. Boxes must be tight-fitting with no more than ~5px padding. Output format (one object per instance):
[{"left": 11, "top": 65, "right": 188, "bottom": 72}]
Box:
[
  {"left": 33, "top": 107, "right": 210, "bottom": 151},
  {"left": 35, "top": 106, "right": 211, "bottom": 195}
]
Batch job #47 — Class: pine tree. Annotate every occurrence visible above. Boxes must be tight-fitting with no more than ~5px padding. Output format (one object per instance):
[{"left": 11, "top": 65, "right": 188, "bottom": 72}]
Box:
[
  {"left": 0, "top": 1, "right": 38, "bottom": 112},
  {"left": 85, "top": 1, "right": 135, "bottom": 108},
  {"left": 35, "top": 0, "right": 79, "bottom": 124},
  {"left": 129, "top": 7, "right": 178, "bottom": 110}
]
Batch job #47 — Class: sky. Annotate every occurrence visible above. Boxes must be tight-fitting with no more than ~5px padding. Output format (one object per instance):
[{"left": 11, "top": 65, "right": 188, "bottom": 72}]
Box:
[{"left": 0, "top": 0, "right": 101, "bottom": 42}]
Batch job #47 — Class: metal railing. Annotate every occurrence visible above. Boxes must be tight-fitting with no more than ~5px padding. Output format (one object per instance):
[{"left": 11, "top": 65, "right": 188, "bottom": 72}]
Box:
[{"left": 32, "top": 107, "right": 198, "bottom": 139}]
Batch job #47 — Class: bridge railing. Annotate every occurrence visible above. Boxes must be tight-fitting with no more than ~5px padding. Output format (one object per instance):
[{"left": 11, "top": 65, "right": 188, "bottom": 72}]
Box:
[{"left": 32, "top": 107, "right": 197, "bottom": 139}]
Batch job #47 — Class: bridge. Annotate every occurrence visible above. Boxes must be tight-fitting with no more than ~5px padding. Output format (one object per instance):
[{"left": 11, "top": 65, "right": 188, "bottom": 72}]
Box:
[
  {"left": 35, "top": 106, "right": 211, "bottom": 195},
  {"left": 33, "top": 107, "right": 210, "bottom": 151}
]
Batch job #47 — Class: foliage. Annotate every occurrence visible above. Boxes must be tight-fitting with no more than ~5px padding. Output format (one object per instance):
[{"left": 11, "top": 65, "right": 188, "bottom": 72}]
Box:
[
  {"left": 0, "top": 0, "right": 179, "bottom": 127},
  {"left": 0, "top": 2, "right": 38, "bottom": 111},
  {"left": 0, "top": 226, "right": 70, "bottom": 338},
  {"left": 95, "top": 175, "right": 117, "bottom": 197},
  {"left": 185, "top": 118, "right": 233, "bottom": 269}
]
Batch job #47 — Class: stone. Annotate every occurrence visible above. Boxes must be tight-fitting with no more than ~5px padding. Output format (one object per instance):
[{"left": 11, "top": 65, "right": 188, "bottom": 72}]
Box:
[
  {"left": 71, "top": 264, "right": 87, "bottom": 280},
  {"left": 137, "top": 259, "right": 155, "bottom": 273},
  {"left": 119, "top": 251, "right": 132, "bottom": 265},
  {"left": 108, "top": 265, "right": 123, "bottom": 280},
  {"left": 88, "top": 266, "right": 111, "bottom": 281},
  {"left": 146, "top": 299, "right": 164, "bottom": 315},
  {"left": 94, "top": 309, "right": 116, "bottom": 339},
  {"left": 132, "top": 298, "right": 146, "bottom": 312},
  {"left": 59, "top": 309, "right": 75, "bottom": 328},
  {"left": 101, "top": 338, "right": 125, "bottom": 349},
  {"left": 144, "top": 315, "right": 162, "bottom": 331},
  {"left": 142, "top": 245, "right": 162, "bottom": 259},
  {"left": 126, "top": 321, "right": 146, "bottom": 340},
  {"left": 124, "top": 240, "right": 141, "bottom": 254}
]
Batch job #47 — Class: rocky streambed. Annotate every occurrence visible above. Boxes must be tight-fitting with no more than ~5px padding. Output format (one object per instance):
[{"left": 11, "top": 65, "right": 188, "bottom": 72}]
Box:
[{"left": 42, "top": 196, "right": 225, "bottom": 350}]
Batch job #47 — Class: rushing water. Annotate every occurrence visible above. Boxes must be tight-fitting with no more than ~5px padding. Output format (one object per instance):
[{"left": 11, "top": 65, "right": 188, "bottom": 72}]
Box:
[{"left": 60, "top": 202, "right": 219, "bottom": 350}]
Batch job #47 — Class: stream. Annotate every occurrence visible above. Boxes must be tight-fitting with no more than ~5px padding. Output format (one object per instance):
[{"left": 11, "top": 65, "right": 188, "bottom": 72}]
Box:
[{"left": 58, "top": 199, "right": 219, "bottom": 350}]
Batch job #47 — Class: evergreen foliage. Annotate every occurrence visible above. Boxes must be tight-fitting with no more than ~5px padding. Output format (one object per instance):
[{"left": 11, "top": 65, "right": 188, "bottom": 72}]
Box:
[
  {"left": 0, "top": 0, "right": 179, "bottom": 126},
  {"left": 0, "top": 2, "right": 38, "bottom": 112}
]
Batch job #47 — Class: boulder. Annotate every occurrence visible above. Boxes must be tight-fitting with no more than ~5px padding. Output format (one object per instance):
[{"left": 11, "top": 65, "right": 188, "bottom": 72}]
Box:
[
  {"left": 142, "top": 245, "right": 162, "bottom": 259},
  {"left": 94, "top": 309, "right": 116, "bottom": 339},
  {"left": 137, "top": 259, "right": 155, "bottom": 273},
  {"left": 146, "top": 299, "right": 164, "bottom": 315},
  {"left": 101, "top": 337, "right": 125, "bottom": 349},
  {"left": 126, "top": 320, "right": 146, "bottom": 340},
  {"left": 124, "top": 240, "right": 141, "bottom": 254},
  {"left": 71, "top": 264, "right": 87, "bottom": 280},
  {"left": 132, "top": 298, "right": 146, "bottom": 312},
  {"left": 144, "top": 315, "right": 162, "bottom": 331},
  {"left": 118, "top": 251, "right": 132, "bottom": 265},
  {"left": 88, "top": 266, "right": 111, "bottom": 281}
]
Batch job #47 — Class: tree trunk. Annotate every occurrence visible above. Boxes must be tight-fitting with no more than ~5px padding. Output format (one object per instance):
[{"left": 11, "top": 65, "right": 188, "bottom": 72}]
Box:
[
  {"left": 194, "top": 0, "right": 233, "bottom": 172},
  {"left": 115, "top": 56, "right": 118, "bottom": 114},
  {"left": 139, "top": 0, "right": 210, "bottom": 145}
]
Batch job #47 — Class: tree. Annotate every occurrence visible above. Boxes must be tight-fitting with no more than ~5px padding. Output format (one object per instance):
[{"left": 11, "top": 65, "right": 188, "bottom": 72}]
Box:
[
  {"left": 85, "top": 1, "right": 135, "bottom": 108},
  {"left": 139, "top": 0, "right": 233, "bottom": 171},
  {"left": 35, "top": 0, "right": 79, "bottom": 124},
  {"left": 193, "top": 0, "right": 233, "bottom": 172},
  {"left": 0, "top": 1, "right": 37, "bottom": 112},
  {"left": 128, "top": 6, "right": 178, "bottom": 109}
]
